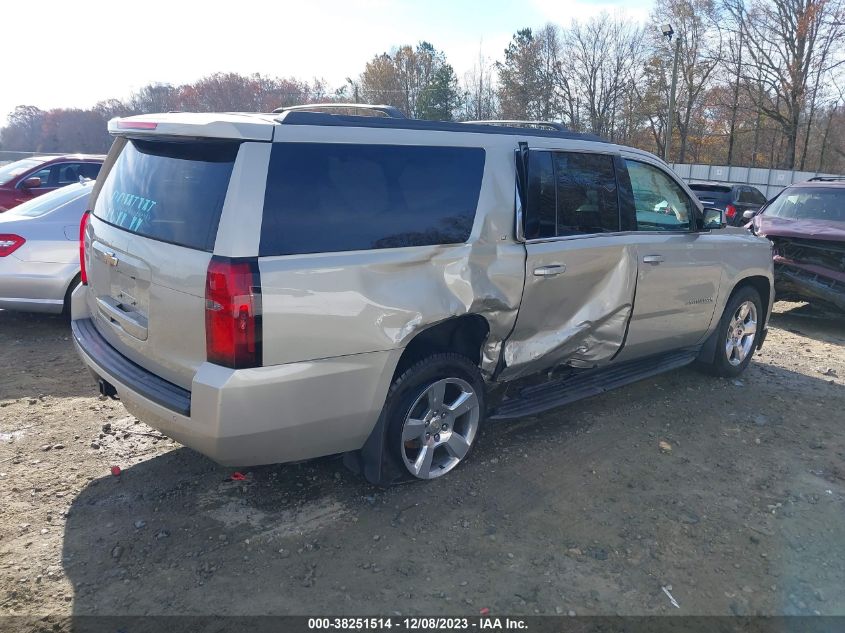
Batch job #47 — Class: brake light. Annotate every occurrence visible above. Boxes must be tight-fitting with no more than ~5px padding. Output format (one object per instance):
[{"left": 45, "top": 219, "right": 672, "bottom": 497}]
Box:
[
  {"left": 116, "top": 119, "right": 158, "bottom": 130},
  {"left": 79, "top": 211, "right": 91, "bottom": 284},
  {"left": 205, "top": 257, "right": 262, "bottom": 369},
  {"left": 725, "top": 204, "right": 737, "bottom": 220},
  {"left": 0, "top": 234, "right": 25, "bottom": 257}
]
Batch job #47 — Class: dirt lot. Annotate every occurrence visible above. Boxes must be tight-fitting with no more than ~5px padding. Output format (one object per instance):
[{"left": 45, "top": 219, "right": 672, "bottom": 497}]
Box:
[{"left": 1, "top": 302, "right": 844, "bottom": 624}]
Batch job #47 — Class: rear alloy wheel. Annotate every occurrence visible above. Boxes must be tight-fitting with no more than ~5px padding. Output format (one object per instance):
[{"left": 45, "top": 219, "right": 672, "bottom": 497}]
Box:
[
  {"left": 385, "top": 353, "right": 485, "bottom": 481},
  {"left": 400, "top": 377, "right": 480, "bottom": 479}
]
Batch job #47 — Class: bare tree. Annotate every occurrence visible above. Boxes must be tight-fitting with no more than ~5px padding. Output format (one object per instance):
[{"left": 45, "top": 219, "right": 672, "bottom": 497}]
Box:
[
  {"left": 563, "top": 14, "right": 646, "bottom": 138},
  {"left": 0, "top": 106, "right": 45, "bottom": 151},
  {"left": 649, "top": 0, "right": 723, "bottom": 162},
  {"left": 461, "top": 46, "right": 498, "bottom": 120},
  {"left": 129, "top": 83, "right": 181, "bottom": 114},
  {"left": 725, "top": 0, "right": 845, "bottom": 168}
]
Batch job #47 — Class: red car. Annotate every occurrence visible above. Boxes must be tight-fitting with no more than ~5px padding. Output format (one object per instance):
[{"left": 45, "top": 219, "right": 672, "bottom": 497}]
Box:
[
  {"left": 0, "top": 154, "right": 105, "bottom": 212},
  {"left": 748, "top": 177, "right": 845, "bottom": 311}
]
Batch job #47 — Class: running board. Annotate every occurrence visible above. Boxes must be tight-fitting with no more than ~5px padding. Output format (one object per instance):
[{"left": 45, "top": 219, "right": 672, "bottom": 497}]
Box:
[{"left": 490, "top": 349, "right": 699, "bottom": 420}]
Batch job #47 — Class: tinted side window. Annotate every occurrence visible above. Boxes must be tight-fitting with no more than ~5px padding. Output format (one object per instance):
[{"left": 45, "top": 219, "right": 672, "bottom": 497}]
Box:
[
  {"left": 79, "top": 162, "right": 102, "bottom": 180},
  {"left": 56, "top": 163, "right": 81, "bottom": 186},
  {"left": 524, "top": 151, "right": 556, "bottom": 239},
  {"left": 626, "top": 160, "right": 692, "bottom": 231},
  {"left": 260, "top": 144, "right": 485, "bottom": 256},
  {"left": 554, "top": 152, "right": 619, "bottom": 234},
  {"left": 750, "top": 187, "right": 767, "bottom": 205},
  {"left": 738, "top": 187, "right": 754, "bottom": 203}
]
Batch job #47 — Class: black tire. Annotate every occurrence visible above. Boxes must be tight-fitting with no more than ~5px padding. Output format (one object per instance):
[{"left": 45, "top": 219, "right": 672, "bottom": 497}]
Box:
[
  {"left": 62, "top": 273, "right": 82, "bottom": 318},
  {"left": 384, "top": 353, "right": 485, "bottom": 482},
  {"left": 701, "top": 286, "right": 763, "bottom": 377}
]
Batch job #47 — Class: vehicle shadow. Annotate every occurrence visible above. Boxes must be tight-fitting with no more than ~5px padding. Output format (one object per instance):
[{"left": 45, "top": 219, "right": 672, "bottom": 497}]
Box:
[
  {"left": 0, "top": 309, "right": 94, "bottom": 401},
  {"left": 60, "top": 361, "right": 845, "bottom": 618},
  {"left": 769, "top": 301, "right": 845, "bottom": 345}
]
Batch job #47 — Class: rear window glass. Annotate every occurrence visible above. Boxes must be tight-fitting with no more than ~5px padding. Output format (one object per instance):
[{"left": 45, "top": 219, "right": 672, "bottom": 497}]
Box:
[
  {"left": 94, "top": 139, "right": 238, "bottom": 251},
  {"left": 688, "top": 184, "right": 732, "bottom": 200},
  {"left": 260, "top": 143, "right": 485, "bottom": 256}
]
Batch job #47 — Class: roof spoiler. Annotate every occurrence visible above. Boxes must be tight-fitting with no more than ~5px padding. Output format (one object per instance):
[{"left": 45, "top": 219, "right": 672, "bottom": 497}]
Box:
[
  {"left": 461, "top": 120, "right": 569, "bottom": 132},
  {"left": 107, "top": 114, "right": 274, "bottom": 141},
  {"left": 273, "top": 103, "right": 407, "bottom": 119}
]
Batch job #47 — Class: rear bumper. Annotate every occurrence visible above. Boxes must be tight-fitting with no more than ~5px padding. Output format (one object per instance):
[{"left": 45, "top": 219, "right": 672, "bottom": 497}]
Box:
[
  {"left": 71, "top": 315, "right": 401, "bottom": 467},
  {"left": 72, "top": 318, "right": 191, "bottom": 415}
]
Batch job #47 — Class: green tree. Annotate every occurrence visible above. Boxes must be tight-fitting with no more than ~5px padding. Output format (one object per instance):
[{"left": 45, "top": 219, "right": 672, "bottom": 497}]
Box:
[
  {"left": 417, "top": 64, "right": 460, "bottom": 120},
  {"left": 360, "top": 41, "right": 460, "bottom": 119},
  {"left": 497, "top": 29, "right": 541, "bottom": 119},
  {"left": 496, "top": 26, "right": 565, "bottom": 122}
]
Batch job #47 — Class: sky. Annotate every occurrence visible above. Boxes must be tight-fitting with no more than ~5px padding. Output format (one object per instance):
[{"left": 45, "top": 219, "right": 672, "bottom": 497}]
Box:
[{"left": 2, "top": 0, "right": 653, "bottom": 123}]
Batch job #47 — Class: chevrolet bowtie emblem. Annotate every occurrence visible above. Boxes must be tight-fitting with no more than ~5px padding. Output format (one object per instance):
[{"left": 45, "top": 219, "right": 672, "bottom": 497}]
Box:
[{"left": 104, "top": 251, "right": 119, "bottom": 267}]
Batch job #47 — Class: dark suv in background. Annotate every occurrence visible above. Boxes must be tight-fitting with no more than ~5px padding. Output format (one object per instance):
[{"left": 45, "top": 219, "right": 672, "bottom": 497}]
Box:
[{"left": 688, "top": 182, "right": 767, "bottom": 226}]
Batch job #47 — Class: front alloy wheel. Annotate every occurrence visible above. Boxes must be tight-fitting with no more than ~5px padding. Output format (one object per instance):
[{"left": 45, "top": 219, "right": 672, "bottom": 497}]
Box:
[
  {"left": 400, "top": 377, "right": 480, "bottom": 480},
  {"left": 725, "top": 300, "right": 758, "bottom": 366}
]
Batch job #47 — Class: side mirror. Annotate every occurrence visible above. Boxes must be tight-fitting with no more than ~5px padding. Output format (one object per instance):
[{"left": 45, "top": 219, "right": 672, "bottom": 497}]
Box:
[
  {"left": 702, "top": 207, "right": 725, "bottom": 230},
  {"left": 742, "top": 209, "right": 756, "bottom": 220},
  {"left": 21, "top": 176, "right": 42, "bottom": 189}
]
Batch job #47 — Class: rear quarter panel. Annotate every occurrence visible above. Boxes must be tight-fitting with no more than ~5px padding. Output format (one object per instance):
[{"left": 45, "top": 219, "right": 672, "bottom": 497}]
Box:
[{"left": 257, "top": 127, "right": 527, "bottom": 377}]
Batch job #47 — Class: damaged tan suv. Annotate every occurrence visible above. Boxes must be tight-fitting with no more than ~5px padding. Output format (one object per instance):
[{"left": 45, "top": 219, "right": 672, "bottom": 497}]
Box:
[{"left": 71, "top": 108, "right": 774, "bottom": 485}]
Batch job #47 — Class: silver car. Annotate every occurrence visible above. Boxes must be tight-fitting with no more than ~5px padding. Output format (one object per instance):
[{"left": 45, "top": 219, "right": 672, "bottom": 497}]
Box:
[
  {"left": 0, "top": 181, "right": 91, "bottom": 314},
  {"left": 71, "top": 109, "right": 774, "bottom": 485}
]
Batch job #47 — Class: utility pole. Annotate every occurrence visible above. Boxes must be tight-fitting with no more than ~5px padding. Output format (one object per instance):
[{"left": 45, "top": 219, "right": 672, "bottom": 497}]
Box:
[
  {"left": 664, "top": 38, "right": 681, "bottom": 163},
  {"left": 726, "top": 26, "right": 744, "bottom": 166}
]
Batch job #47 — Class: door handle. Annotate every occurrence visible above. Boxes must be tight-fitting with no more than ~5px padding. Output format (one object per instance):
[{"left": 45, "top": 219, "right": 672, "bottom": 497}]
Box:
[
  {"left": 533, "top": 264, "right": 566, "bottom": 277},
  {"left": 642, "top": 255, "right": 664, "bottom": 264}
]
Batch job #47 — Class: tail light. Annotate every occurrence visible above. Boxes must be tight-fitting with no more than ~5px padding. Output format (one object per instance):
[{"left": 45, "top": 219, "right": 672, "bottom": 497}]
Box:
[
  {"left": 79, "top": 211, "right": 91, "bottom": 284},
  {"left": 0, "top": 234, "right": 25, "bottom": 257},
  {"left": 725, "top": 204, "right": 737, "bottom": 220},
  {"left": 205, "top": 257, "right": 262, "bottom": 369}
]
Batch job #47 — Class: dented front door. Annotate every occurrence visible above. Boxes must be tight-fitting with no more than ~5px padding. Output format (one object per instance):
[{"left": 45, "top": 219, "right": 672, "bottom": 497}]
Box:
[{"left": 500, "top": 235, "right": 637, "bottom": 380}]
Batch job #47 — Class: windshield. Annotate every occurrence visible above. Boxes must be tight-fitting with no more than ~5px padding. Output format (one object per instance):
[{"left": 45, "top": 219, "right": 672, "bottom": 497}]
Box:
[
  {"left": 763, "top": 187, "right": 845, "bottom": 222},
  {"left": 0, "top": 158, "right": 41, "bottom": 185},
  {"left": 6, "top": 182, "right": 90, "bottom": 218}
]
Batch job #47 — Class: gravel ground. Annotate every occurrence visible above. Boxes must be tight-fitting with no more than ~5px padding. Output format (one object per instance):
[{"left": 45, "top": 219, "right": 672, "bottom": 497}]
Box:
[{"left": 0, "top": 301, "right": 844, "bottom": 626}]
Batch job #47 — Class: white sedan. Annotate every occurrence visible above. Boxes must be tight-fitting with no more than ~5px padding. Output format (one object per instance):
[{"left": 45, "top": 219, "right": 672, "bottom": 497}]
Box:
[{"left": 0, "top": 181, "right": 92, "bottom": 314}]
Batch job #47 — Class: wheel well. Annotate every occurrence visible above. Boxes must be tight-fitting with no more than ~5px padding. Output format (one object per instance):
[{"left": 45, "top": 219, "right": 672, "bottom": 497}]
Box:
[
  {"left": 696, "top": 275, "right": 771, "bottom": 365},
  {"left": 393, "top": 315, "right": 490, "bottom": 380},
  {"left": 732, "top": 275, "right": 771, "bottom": 323},
  {"left": 62, "top": 272, "right": 82, "bottom": 315}
]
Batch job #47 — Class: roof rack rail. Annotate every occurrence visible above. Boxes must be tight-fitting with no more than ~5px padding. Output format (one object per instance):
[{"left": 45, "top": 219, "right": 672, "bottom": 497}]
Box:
[
  {"left": 807, "top": 175, "right": 845, "bottom": 182},
  {"left": 461, "top": 120, "right": 569, "bottom": 132},
  {"left": 272, "top": 103, "right": 407, "bottom": 119}
]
